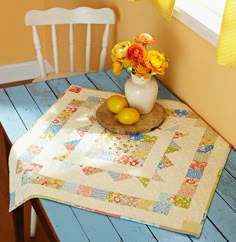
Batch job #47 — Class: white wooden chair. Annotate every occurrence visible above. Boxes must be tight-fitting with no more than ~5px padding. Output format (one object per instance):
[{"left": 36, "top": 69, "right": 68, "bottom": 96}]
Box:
[{"left": 25, "top": 7, "right": 115, "bottom": 82}]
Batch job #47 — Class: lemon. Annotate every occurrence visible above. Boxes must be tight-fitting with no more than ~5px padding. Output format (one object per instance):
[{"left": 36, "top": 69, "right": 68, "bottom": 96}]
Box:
[
  {"left": 116, "top": 108, "right": 140, "bottom": 125},
  {"left": 107, "top": 95, "right": 128, "bottom": 113}
]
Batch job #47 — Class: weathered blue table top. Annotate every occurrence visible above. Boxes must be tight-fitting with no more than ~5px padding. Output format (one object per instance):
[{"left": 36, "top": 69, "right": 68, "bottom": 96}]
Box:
[{"left": 0, "top": 69, "right": 235, "bottom": 242}]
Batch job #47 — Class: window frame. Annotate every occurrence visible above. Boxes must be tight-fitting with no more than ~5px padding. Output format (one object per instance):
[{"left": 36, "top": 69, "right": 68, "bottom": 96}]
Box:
[{"left": 173, "top": 0, "right": 226, "bottom": 47}]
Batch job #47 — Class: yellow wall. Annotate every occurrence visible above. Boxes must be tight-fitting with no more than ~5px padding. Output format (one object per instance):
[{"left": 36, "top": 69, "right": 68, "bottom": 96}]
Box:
[
  {"left": 1, "top": 0, "right": 236, "bottom": 148},
  {"left": 0, "top": 0, "right": 44, "bottom": 64}
]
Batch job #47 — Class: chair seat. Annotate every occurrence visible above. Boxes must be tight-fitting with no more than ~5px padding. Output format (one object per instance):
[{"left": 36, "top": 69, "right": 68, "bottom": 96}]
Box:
[{"left": 32, "top": 71, "right": 86, "bottom": 82}]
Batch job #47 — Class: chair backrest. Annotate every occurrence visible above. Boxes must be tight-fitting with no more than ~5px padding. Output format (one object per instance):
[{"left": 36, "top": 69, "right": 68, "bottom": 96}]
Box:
[{"left": 25, "top": 7, "right": 115, "bottom": 81}]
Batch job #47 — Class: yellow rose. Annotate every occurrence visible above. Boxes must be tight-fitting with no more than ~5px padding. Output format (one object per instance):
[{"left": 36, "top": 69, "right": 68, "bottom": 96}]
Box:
[
  {"left": 112, "top": 61, "right": 123, "bottom": 75},
  {"left": 146, "top": 50, "right": 168, "bottom": 76},
  {"left": 111, "top": 41, "right": 132, "bottom": 62}
]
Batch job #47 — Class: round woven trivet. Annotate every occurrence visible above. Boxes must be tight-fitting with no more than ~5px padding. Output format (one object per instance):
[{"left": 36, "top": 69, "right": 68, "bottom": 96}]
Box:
[{"left": 96, "top": 101, "right": 166, "bottom": 134}]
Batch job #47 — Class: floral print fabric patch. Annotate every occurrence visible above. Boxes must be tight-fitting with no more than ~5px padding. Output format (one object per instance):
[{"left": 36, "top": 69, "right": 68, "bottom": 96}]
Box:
[{"left": 9, "top": 85, "right": 230, "bottom": 237}]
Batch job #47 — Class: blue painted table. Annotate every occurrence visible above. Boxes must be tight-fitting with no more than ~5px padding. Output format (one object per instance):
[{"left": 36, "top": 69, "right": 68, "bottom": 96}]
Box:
[{"left": 0, "top": 70, "right": 235, "bottom": 242}]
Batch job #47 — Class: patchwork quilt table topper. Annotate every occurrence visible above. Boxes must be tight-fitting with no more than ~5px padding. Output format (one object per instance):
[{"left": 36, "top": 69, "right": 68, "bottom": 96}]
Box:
[{"left": 9, "top": 85, "right": 230, "bottom": 237}]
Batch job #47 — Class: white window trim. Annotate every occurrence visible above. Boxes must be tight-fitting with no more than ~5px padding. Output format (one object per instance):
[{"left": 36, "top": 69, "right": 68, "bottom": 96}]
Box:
[{"left": 173, "top": 0, "right": 225, "bottom": 47}]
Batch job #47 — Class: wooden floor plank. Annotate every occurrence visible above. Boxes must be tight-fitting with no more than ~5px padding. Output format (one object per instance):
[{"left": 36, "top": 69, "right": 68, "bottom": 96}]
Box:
[
  {"left": 149, "top": 226, "right": 191, "bottom": 242},
  {"left": 225, "top": 149, "right": 236, "bottom": 179},
  {"left": 105, "top": 69, "right": 130, "bottom": 92},
  {"left": 41, "top": 199, "right": 89, "bottom": 242},
  {"left": 191, "top": 218, "right": 227, "bottom": 242},
  {"left": 216, "top": 169, "right": 236, "bottom": 211},
  {"left": 208, "top": 192, "right": 236, "bottom": 242},
  {"left": 86, "top": 71, "right": 122, "bottom": 91},
  {"left": 156, "top": 80, "right": 179, "bottom": 101},
  {"left": 5, "top": 86, "right": 42, "bottom": 128},
  {"left": 46, "top": 78, "right": 71, "bottom": 98},
  {"left": 0, "top": 89, "right": 26, "bottom": 142},
  {"left": 26, "top": 82, "right": 58, "bottom": 113},
  {"left": 67, "top": 74, "right": 96, "bottom": 88},
  {"left": 109, "top": 216, "right": 159, "bottom": 242},
  {"left": 71, "top": 208, "right": 121, "bottom": 242}
]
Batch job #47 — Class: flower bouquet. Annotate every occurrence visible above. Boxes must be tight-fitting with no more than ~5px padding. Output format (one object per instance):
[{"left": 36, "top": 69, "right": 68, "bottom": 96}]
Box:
[{"left": 111, "top": 33, "right": 168, "bottom": 79}]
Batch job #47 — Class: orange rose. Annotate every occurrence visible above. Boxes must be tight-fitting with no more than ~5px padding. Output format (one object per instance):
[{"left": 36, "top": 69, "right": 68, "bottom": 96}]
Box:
[
  {"left": 134, "top": 33, "right": 155, "bottom": 45},
  {"left": 127, "top": 44, "right": 147, "bottom": 64},
  {"left": 135, "top": 62, "right": 151, "bottom": 78}
]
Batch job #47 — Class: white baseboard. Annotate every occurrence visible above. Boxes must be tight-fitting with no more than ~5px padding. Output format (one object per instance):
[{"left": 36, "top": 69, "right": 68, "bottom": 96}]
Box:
[{"left": 0, "top": 60, "right": 54, "bottom": 84}]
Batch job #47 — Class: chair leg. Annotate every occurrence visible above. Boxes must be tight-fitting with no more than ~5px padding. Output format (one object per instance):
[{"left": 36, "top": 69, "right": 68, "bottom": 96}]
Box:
[
  {"left": 30, "top": 199, "right": 59, "bottom": 242},
  {"left": 12, "top": 205, "right": 25, "bottom": 242},
  {"left": 30, "top": 207, "right": 37, "bottom": 238}
]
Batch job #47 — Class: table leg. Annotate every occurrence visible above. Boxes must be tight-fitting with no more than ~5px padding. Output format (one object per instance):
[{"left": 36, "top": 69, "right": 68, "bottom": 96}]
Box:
[
  {"left": 12, "top": 206, "right": 25, "bottom": 242},
  {"left": 0, "top": 123, "right": 25, "bottom": 242}
]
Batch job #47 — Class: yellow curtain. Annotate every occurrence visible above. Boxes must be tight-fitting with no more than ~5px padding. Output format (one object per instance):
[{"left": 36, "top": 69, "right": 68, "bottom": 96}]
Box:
[
  {"left": 129, "top": 0, "right": 175, "bottom": 21},
  {"left": 148, "top": 0, "right": 175, "bottom": 21},
  {"left": 217, "top": 0, "right": 236, "bottom": 68}
]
